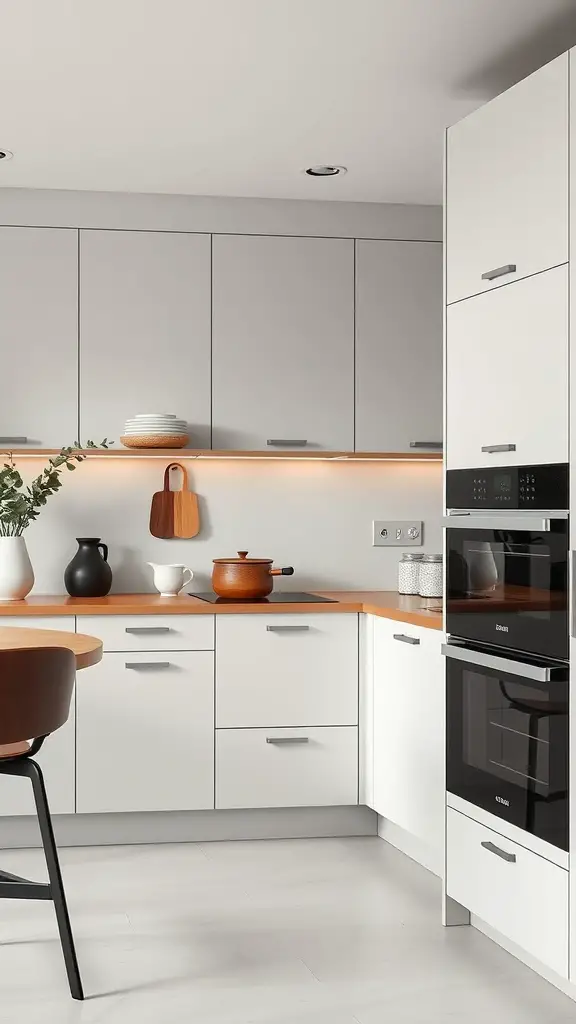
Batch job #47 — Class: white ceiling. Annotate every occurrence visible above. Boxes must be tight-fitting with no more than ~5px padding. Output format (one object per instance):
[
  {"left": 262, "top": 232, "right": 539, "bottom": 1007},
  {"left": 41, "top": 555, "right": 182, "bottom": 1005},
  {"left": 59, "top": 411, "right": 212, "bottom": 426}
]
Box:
[{"left": 1, "top": 0, "right": 575, "bottom": 204}]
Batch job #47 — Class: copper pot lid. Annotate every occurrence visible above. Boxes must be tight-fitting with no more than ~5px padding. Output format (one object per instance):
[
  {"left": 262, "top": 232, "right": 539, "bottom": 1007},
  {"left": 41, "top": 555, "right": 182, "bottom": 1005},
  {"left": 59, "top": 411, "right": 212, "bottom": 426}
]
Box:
[{"left": 213, "top": 550, "right": 273, "bottom": 565}]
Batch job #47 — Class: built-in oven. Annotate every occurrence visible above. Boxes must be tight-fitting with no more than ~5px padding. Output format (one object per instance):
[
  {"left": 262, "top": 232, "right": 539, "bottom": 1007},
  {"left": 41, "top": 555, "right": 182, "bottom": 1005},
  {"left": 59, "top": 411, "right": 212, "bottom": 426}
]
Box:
[
  {"left": 445, "top": 640, "right": 568, "bottom": 851},
  {"left": 444, "top": 463, "right": 568, "bottom": 661}
]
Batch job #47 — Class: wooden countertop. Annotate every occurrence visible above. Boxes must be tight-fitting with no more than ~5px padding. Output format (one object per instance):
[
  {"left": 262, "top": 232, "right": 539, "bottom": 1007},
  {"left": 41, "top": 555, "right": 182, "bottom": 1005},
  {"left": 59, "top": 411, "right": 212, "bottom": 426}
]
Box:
[
  {"left": 0, "top": 626, "right": 103, "bottom": 669},
  {"left": 0, "top": 592, "right": 443, "bottom": 630}
]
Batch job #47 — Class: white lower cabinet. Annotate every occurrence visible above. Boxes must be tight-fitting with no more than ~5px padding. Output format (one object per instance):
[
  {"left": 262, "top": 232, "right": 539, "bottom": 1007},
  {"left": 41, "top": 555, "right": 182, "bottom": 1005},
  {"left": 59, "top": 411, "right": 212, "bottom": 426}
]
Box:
[
  {"left": 81, "top": 614, "right": 214, "bottom": 652},
  {"left": 76, "top": 651, "right": 214, "bottom": 813},
  {"left": 447, "top": 807, "right": 568, "bottom": 978},
  {"left": 0, "top": 616, "right": 76, "bottom": 816},
  {"left": 216, "top": 727, "right": 358, "bottom": 809},
  {"left": 371, "top": 618, "right": 444, "bottom": 860},
  {"left": 215, "top": 614, "right": 358, "bottom": 728}
]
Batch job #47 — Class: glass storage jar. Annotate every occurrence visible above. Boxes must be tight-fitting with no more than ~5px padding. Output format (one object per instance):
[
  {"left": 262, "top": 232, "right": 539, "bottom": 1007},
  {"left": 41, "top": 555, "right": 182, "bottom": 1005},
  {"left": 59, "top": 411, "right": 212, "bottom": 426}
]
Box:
[
  {"left": 398, "top": 553, "right": 423, "bottom": 595},
  {"left": 418, "top": 553, "right": 443, "bottom": 598}
]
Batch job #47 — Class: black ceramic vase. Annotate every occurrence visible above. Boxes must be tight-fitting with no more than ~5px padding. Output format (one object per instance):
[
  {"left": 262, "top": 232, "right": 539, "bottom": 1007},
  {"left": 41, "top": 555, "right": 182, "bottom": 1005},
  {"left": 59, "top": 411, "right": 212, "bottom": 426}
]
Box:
[{"left": 64, "top": 538, "right": 113, "bottom": 597}]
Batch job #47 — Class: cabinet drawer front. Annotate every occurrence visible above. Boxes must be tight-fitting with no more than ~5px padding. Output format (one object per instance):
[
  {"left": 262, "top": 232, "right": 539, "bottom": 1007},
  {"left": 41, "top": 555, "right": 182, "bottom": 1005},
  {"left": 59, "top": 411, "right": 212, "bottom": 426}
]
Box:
[
  {"left": 0, "top": 616, "right": 76, "bottom": 632},
  {"left": 77, "top": 651, "right": 214, "bottom": 813},
  {"left": 216, "top": 727, "right": 358, "bottom": 809},
  {"left": 216, "top": 614, "right": 358, "bottom": 727},
  {"left": 81, "top": 614, "right": 214, "bottom": 652},
  {"left": 446, "top": 808, "right": 568, "bottom": 977}
]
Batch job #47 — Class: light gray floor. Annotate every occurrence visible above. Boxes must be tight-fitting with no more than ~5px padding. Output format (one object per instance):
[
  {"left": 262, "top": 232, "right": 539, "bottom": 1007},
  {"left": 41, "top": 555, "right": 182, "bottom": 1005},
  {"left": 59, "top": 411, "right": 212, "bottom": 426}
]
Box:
[{"left": 0, "top": 835, "right": 574, "bottom": 1022}]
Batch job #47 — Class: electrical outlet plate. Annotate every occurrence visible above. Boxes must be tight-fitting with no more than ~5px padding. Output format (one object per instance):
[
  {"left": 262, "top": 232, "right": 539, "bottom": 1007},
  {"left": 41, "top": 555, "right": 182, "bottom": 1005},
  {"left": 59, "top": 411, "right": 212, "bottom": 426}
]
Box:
[{"left": 373, "top": 520, "right": 423, "bottom": 547}]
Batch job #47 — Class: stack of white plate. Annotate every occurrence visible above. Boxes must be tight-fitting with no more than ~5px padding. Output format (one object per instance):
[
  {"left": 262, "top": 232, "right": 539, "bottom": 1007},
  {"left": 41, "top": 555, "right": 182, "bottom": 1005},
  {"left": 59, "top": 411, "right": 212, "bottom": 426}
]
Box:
[{"left": 121, "top": 414, "right": 189, "bottom": 449}]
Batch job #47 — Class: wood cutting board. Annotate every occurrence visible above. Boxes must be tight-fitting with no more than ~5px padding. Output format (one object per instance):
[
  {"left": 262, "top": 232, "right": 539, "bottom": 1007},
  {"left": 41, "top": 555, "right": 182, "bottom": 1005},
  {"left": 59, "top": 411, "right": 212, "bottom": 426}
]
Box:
[{"left": 149, "top": 462, "right": 200, "bottom": 539}]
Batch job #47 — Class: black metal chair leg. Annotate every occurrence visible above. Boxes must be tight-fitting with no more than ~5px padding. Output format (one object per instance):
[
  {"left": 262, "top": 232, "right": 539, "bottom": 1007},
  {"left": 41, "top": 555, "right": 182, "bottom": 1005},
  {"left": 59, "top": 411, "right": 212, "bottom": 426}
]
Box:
[{"left": 27, "top": 759, "right": 84, "bottom": 1001}]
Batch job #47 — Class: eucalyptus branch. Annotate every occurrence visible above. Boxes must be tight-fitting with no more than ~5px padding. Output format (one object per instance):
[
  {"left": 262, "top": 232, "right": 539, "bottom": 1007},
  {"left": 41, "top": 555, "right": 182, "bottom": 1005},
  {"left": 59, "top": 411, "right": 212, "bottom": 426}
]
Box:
[{"left": 0, "top": 440, "right": 111, "bottom": 537}]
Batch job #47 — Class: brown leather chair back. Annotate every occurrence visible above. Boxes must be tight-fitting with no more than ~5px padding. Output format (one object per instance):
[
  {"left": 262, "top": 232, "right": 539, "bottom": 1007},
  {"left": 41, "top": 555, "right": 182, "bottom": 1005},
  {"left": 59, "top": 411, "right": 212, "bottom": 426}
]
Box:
[{"left": 0, "top": 647, "right": 75, "bottom": 745}]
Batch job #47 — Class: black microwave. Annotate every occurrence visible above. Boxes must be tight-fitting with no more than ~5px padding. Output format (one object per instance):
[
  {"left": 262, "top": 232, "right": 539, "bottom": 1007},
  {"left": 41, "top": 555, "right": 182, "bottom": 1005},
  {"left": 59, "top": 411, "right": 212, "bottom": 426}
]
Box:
[{"left": 444, "top": 464, "right": 568, "bottom": 661}]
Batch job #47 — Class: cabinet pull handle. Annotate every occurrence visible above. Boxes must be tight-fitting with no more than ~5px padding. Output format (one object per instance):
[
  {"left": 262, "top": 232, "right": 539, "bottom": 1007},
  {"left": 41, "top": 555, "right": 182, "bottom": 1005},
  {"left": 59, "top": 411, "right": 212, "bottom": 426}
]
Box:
[
  {"left": 125, "top": 626, "right": 171, "bottom": 634},
  {"left": 125, "top": 661, "right": 170, "bottom": 670},
  {"left": 0, "top": 436, "right": 28, "bottom": 444},
  {"left": 481, "top": 444, "right": 516, "bottom": 454},
  {"left": 266, "top": 625, "right": 310, "bottom": 633},
  {"left": 266, "top": 736, "right": 309, "bottom": 745},
  {"left": 481, "top": 264, "right": 516, "bottom": 281},
  {"left": 393, "top": 633, "right": 420, "bottom": 645},
  {"left": 481, "top": 840, "right": 516, "bottom": 863},
  {"left": 409, "top": 441, "right": 443, "bottom": 450},
  {"left": 267, "top": 439, "right": 308, "bottom": 447}
]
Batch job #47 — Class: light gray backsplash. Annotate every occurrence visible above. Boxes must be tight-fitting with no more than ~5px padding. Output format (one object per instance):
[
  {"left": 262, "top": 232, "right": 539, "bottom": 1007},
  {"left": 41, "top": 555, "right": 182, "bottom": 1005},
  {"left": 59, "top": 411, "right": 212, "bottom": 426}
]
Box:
[{"left": 23, "top": 459, "right": 442, "bottom": 594}]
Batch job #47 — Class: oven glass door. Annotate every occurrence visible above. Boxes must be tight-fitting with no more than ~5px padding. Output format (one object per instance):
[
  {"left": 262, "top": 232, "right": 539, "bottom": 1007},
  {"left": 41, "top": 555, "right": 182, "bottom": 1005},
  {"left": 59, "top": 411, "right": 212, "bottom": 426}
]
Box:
[
  {"left": 446, "top": 648, "right": 568, "bottom": 851},
  {"left": 446, "top": 520, "right": 568, "bottom": 659}
]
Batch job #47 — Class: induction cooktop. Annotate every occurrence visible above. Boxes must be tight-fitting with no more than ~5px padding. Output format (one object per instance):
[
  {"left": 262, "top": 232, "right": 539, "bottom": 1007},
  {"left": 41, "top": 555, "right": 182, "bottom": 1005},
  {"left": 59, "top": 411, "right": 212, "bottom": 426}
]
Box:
[{"left": 191, "top": 592, "right": 337, "bottom": 604}]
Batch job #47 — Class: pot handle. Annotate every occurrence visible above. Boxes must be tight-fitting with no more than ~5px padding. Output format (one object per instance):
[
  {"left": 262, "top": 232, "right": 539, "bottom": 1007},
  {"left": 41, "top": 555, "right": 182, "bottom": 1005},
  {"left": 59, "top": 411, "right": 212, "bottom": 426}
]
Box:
[
  {"left": 270, "top": 567, "right": 294, "bottom": 577},
  {"left": 98, "top": 543, "right": 109, "bottom": 562}
]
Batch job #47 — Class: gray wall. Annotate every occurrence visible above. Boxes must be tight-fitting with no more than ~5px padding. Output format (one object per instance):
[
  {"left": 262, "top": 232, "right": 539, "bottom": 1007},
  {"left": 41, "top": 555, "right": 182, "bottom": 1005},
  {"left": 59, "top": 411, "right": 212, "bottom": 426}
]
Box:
[
  {"left": 23, "top": 457, "right": 442, "bottom": 594},
  {"left": 2, "top": 189, "right": 442, "bottom": 594}
]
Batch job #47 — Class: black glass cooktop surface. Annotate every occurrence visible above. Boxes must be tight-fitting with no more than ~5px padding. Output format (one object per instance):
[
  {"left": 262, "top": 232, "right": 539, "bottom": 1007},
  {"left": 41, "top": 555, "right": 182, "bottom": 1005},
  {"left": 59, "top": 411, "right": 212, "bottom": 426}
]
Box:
[{"left": 191, "top": 592, "right": 337, "bottom": 604}]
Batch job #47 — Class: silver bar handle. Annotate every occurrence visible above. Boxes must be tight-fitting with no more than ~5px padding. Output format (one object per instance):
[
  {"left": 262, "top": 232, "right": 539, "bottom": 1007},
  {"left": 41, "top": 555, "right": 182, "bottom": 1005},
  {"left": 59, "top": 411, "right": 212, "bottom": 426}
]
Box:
[
  {"left": 125, "top": 626, "right": 171, "bottom": 634},
  {"left": 393, "top": 633, "right": 420, "bottom": 645},
  {"left": 442, "top": 643, "right": 567, "bottom": 682},
  {"left": 266, "top": 625, "right": 310, "bottom": 633},
  {"left": 481, "top": 444, "right": 516, "bottom": 454},
  {"left": 565, "top": 548, "right": 569, "bottom": 634},
  {"left": 125, "top": 661, "right": 170, "bottom": 670},
  {"left": 267, "top": 439, "right": 308, "bottom": 447},
  {"left": 481, "top": 264, "right": 517, "bottom": 281},
  {"left": 443, "top": 513, "right": 566, "bottom": 531},
  {"left": 409, "top": 441, "right": 443, "bottom": 450},
  {"left": 266, "top": 736, "right": 309, "bottom": 745},
  {"left": 481, "top": 840, "right": 516, "bottom": 863},
  {"left": 0, "top": 436, "right": 28, "bottom": 444}
]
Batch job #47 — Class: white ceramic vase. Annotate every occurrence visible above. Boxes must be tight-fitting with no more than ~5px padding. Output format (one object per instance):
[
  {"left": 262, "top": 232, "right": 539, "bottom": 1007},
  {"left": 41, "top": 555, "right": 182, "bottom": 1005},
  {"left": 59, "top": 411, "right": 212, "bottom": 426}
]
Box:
[{"left": 0, "top": 536, "right": 34, "bottom": 601}]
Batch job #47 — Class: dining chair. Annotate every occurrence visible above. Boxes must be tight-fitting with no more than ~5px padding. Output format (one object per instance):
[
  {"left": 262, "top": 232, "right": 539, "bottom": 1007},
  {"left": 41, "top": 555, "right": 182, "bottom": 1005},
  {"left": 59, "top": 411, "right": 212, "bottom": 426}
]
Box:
[{"left": 0, "top": 646, "right": 83, "bottom": 1000}]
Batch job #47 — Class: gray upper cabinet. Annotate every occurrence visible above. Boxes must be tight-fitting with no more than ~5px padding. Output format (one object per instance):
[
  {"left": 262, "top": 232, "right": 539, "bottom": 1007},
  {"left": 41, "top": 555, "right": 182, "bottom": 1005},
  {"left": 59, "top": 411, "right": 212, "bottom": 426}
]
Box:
[
  {"left": 355, "top": 240, "right": 442, "bottom": 453},
  {"left": 0, "top": 227, "right": 78, "bottom": 447},
  {"left": 212, "top": 235, "right": 354, "bottom": 451},
  {"left": 79, "top": 230, "right": 211, "bottom": 448}
]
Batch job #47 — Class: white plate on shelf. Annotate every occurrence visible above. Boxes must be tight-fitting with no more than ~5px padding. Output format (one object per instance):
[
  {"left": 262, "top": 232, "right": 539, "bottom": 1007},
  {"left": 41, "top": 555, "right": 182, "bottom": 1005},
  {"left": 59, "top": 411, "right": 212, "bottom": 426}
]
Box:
[
  {"left": 126, "top": 417, "right": 186, "bottom": 424},
  {"left": 122, "top": 429, "right": 188, "bottom": 436},
  {"left": 134, "top": 413, "right": 178, "bottom": 419},
  {"left": 124, "top": 420, "right": 187, "bottom": 428}
]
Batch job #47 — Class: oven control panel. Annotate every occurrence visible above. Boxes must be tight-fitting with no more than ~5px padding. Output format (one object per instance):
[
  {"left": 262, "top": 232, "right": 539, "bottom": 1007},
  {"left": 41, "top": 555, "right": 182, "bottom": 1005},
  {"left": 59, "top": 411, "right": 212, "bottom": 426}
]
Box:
[{"left": 446, "top": 463, "right": 568, "bottom": 510}]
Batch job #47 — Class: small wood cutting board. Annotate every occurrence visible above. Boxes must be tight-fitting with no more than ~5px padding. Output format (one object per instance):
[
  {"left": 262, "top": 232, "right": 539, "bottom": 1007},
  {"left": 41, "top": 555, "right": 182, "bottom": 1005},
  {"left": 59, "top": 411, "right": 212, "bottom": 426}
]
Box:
[{"left": 149, "top": 462, "right": 200, "bottom": 539}]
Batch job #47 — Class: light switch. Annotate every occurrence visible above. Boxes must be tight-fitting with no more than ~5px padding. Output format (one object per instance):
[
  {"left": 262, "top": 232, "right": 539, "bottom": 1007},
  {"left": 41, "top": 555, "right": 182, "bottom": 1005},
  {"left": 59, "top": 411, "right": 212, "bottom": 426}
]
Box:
[{"left": 373, "top": 521, "right": 423, "bottom": 546}]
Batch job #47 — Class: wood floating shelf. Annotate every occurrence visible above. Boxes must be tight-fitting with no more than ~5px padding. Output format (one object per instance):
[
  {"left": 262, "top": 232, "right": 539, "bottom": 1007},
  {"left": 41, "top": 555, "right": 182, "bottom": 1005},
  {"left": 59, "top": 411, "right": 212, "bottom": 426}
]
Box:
[{"left": 4, "top": 449, "right": 443, "bottom": 461}]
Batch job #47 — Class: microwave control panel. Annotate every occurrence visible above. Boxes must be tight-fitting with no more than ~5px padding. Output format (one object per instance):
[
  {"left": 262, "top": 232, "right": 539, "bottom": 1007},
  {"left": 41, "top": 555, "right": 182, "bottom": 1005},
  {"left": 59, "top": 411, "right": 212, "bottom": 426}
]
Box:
[{"left": 446, "top": 463, "right": 568, "bottom": 511}]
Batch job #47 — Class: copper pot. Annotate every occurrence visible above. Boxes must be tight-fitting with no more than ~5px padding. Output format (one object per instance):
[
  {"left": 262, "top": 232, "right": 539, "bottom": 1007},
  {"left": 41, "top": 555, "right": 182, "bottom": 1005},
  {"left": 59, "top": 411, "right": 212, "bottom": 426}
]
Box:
[{"left": 212, "top": 551, "right": 294, "bottom": 599}]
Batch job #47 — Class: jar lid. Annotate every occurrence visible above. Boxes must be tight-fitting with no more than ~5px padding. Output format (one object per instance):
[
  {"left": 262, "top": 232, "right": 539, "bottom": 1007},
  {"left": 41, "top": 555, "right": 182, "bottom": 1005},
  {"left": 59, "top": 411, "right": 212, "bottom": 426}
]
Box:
[
  {"left": 422, "top": 553, "right": 442, "bottom": 562},
  {"left": 400, "top": 553, "right": 424, "bottom": 561},
  {"left": 213, "top": 550, "right": 273, "bottom": 565}
]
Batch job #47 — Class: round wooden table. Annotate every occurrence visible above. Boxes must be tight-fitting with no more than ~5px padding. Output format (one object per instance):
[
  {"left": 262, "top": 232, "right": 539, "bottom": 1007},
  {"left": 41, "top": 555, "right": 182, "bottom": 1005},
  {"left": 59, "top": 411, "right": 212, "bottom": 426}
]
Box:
[{"left": 0, "top": 626, "right": 102, "bottom": 670}]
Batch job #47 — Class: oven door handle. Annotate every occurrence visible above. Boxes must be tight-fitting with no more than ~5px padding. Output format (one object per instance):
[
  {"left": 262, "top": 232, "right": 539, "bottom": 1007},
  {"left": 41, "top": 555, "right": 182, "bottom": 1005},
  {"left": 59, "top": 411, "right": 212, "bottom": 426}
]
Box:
[
  {"left": 443, "top": 513, "right": 567, "bottom": 532},
  {"left": 441, "top": 643, "right": 568, "bottom": 682}
]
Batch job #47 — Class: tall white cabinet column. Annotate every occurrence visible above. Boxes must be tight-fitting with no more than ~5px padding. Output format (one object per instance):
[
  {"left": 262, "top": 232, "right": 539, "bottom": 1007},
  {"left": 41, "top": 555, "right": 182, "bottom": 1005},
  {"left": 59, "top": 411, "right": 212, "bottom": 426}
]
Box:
[{"left": 569, "top": 45, "right": 576, "bottom": 989}]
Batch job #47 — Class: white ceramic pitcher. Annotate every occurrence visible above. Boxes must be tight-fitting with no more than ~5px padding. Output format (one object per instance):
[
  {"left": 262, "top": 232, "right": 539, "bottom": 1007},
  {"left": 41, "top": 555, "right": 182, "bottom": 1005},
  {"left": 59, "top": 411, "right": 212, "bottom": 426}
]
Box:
[{"left": 147, "top": 562, "right": 193, "bottom": 597}]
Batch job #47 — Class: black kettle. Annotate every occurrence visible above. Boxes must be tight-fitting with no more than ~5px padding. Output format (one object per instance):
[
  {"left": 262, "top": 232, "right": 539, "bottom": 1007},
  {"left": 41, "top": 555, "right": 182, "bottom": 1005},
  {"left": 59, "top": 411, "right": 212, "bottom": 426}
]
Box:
[{"left": 64, "top": 538, "right": 113, "bottom": 597}]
